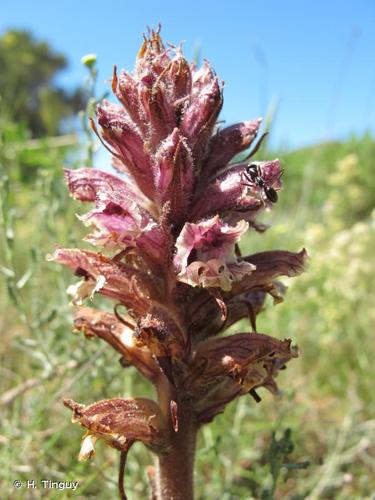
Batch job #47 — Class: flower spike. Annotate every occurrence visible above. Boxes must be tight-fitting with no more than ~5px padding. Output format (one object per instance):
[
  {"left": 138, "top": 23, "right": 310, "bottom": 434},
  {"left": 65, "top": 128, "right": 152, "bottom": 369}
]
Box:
[{"left": 50, "top": 27, "right": 306, "bottom": 499}]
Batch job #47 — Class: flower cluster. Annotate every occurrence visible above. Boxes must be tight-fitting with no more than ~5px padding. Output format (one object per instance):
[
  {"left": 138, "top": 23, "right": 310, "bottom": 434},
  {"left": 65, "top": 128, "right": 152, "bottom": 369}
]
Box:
[{"left": 49, "top": 28, "right": 306, "bottom": 498}]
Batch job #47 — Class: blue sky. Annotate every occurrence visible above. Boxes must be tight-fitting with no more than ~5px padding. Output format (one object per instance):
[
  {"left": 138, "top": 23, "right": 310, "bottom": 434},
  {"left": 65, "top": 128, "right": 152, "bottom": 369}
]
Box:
[{"left": 1, "top": 0, "right": 375, "bottom": 150}]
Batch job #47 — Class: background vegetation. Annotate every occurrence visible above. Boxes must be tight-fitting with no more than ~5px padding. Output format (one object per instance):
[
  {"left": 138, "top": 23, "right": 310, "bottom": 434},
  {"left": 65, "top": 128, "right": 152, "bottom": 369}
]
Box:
[{"left": 0, "top": 30, "right": 374, "bottom": 499}]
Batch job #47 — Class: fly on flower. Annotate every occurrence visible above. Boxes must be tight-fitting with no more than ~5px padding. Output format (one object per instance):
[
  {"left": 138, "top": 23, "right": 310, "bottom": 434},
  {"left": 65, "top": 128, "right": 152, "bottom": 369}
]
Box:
[{"left": 242, "top": 162, "right": 283, "bottom": 203}]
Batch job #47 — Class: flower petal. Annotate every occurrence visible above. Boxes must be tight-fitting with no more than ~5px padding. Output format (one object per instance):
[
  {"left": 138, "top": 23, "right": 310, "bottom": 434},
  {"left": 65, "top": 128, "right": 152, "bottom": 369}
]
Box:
[
  {"left": 166, "top": 50, "right": 192, "bottom": 100},
  {"left": 64, "top": 167, "right": 148, "bottom": 211},
  {"left": 190, "top": 332, "right": 298, "bottom": 390},
  {"left": 179, "top": 259, "right": 253, "bottom": 292},
  {"left": 138, "top": 76, "right": 176, "bottom": 146},
  {"left": 64, "top": 169, "right": 168, "bottom": 262},
  {"left": 154, "top": 128, "right": 194, "bottom": 220},
  {"left": 191, "top": 159, "right": 282, "bottom": 221},
  {"left": 203, "top": 119, "right": 261, "bottom": 177},
  {"left": 174, "top": 216, "right": 253, "bottom": 290},
  {"left": 181, "top": 62, "right": 223, "bottom": 170},
  {"left": 96, "top": 101, "right": 154, "bottom": 198},
  {"left": 78, "top": 434, "right": 97, "bottom": 461},
  {"left": 230, "top": 249, "right": 308, "bottom": 296},
  {"left": 63, "top": 397, "right": 169, "bottom": 456},
  {"left": 195, "top": 380, "right": 242, "bottom": 424},
  {"left": 47, "top": 248, "right": 159, "bottom": 313},
  {"left": 74, "top": 307, "right": 159, "bottom": 382},
  {"left": 79, "top": 209, "right": 166, "bottom": 263},
  {"left": 135, "top": 305, "right": 187, "bottom": 358},
  {"left": 175, "top": 216, "right": 249, "bottom": 269},
  {"left": 112, "top": 68, "right": 145, "bottom": 133},
  {"left": 191, "top": 331, "right": 298, "bottom": 423}
]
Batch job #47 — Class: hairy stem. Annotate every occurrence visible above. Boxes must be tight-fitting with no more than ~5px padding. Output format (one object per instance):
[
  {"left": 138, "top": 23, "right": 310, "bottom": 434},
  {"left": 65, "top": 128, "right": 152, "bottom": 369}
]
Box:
[{"left": 156, "top": 401, "right": 198, "bottom": 500}]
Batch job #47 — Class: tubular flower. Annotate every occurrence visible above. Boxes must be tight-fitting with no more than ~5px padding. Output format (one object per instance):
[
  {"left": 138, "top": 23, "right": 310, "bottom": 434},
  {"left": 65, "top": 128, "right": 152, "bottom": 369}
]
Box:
[
  {"left": 174, "top": 216, "right": 255, "bottom": 290},
  {"left": 49, "top": 27, "right": 307, "bottom": 500}
]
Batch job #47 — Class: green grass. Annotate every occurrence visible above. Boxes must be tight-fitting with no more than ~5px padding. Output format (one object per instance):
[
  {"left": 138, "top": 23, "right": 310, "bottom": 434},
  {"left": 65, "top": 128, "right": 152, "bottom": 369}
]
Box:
[{"left": 0, "top": 129, "right": 374, "bottom": 499}]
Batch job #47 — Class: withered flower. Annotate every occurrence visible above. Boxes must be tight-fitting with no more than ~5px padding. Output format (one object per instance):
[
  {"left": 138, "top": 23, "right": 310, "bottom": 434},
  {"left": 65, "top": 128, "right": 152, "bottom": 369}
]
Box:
[{"left": 48, "top": 27, "right": 306, "bottom": 499}]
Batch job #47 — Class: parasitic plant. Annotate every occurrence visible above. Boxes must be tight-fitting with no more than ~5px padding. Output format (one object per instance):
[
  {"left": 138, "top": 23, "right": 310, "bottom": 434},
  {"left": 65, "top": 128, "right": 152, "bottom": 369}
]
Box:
[{"left": 48, "top": 27, "right": 307, "bottom": 499}]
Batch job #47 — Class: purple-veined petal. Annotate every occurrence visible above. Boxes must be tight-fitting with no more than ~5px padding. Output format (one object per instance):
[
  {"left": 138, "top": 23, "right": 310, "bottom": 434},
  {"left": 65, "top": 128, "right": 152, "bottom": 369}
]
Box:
[
  {"left": 203, "top": 119, "right": 262, "bottom": 177},
  {"left": 174, "top": 216, "right": 253, "bottom": 290},
  {"left": 112, "top": 68, "right": 146, "bottom": 133},
  {"left": 80, "top": 210, "right": 143, "bottom": 248},
  {"left": 181, "top": 63, "right": 223, "bottom": 170},
  {"left": 230, "top": 249, "right": 308, "bottom": 296},
  {"left": 191, "top": 159, "right": 282, "bottom": 220},
  {"left": 181, "top": 76, "right": 221, "bottom": 141},
  {"left": 64, "top": 168, "right": 166, "bottom": 261},
  {"left": 79, "top": 208, "right": 166, "bottom": 263},
  {"left": 47, "top": 248, "right": 159, "bottom": 313},
  {"left": 175, "top": 216, "right": 249, "bottom": 269},
  {"left": 154, "top": 129, "right": 194, "bottom": 220},
  {"left": 64, "top": 167, "right": 147, "bottom": 210},
  {"left": 191, "top": 163, "right": 259, "bottom": 220},
  {"left": 190, "top": 60, "right": 216, "bottom": 98},
  {"left": 96, "top": 101, "right": 154, "bottom": 198},
  {"left": 179, "top": 259, "right": 235, "bottom": 291},
  {"left": 177, "top": 258, "right": 254, "bottom": 292},
  {"left": 138, "top": 77, "right": 176, "bottom": 146}
]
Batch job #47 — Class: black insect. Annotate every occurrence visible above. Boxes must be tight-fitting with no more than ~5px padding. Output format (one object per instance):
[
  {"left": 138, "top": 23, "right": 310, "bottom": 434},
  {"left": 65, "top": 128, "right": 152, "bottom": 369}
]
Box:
[{"left": 242, "top": 163, "right": 279, "bottom": 203}]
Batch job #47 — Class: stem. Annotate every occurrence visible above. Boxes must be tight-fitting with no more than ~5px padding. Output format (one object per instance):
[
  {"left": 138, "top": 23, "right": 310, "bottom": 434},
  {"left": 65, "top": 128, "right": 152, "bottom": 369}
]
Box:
[
  {"left": 155, "top": 375, "right": 197, "bottom": 500},
  {"left": 118, "top": 451, "right": 127, "bottom": 500},
  {"left": 156, "top": 403, "right": 198, "bottom": 500}
]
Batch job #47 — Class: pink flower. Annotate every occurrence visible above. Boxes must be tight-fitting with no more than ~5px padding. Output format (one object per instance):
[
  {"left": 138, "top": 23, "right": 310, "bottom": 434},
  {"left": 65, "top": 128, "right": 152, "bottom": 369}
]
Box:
[
  {"left": 174, "top": 216, "right": 254, "bottom": 290},
  {"left": 50, "top": 27, "right": 307, "bottom": 499}
]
